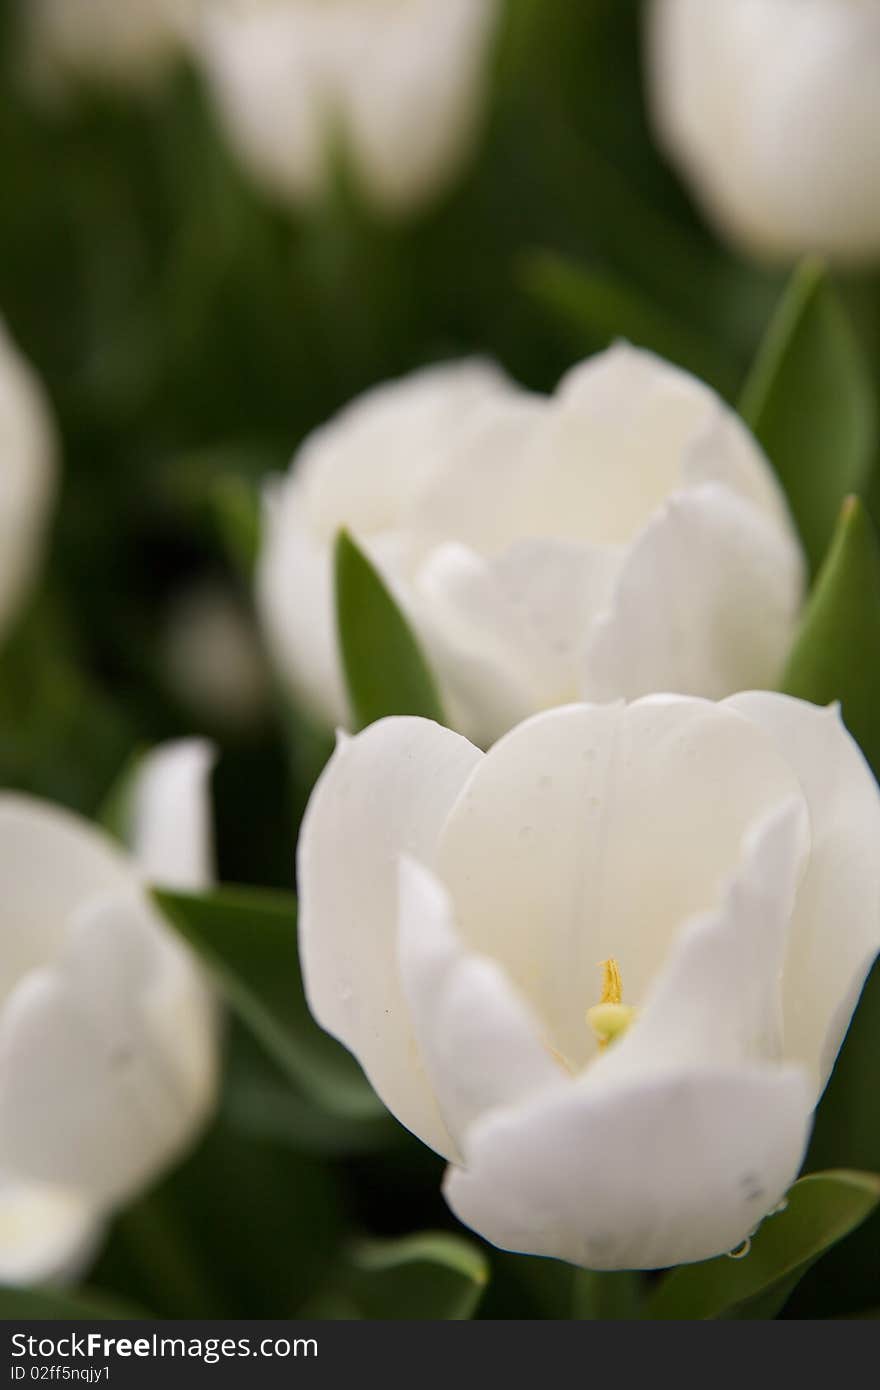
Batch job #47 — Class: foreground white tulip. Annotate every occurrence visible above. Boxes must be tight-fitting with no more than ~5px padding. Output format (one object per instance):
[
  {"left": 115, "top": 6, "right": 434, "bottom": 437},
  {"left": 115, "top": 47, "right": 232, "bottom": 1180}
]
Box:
[
  {"left": 21, "top": 0, "right": 189, "bottom": 91},
  {"left": 298, "top": 695, "right": 880, "bottom": 1268},
  {"left": 193, "top": 0, "right": 500, "bottom": 215},
  {"left": 647, "top": 0, "right": 880, "bottom": 264},
  {"left": 0, "top": 741, "right": 219, "bottom": 1286},
  {"left": 0, "top": 321, "right": 57, "bottom": 649},
  {"left": 258, "top": 345, "right": 805, "bottom": 746}
]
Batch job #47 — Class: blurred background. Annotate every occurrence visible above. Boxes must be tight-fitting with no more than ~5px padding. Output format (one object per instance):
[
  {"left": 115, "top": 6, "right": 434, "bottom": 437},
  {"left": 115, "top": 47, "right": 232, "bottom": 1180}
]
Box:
[{"left": 1, "top": 0, "right": 879, "bottom": 1319}]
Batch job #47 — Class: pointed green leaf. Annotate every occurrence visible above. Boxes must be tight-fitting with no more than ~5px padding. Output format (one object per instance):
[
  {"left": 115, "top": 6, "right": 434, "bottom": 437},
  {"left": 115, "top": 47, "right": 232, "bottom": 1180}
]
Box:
[
  {"left": 740, "top": 260, "right": 877, "bottom": 572},
  {"left": 154, "top": 886, "right": 381, "bottom": 1121},
  {"left": 523, "top": 252, "right": 737, "bottom": 399},
  {"left": 334, "top": 529, "right": 445, "bottom": 730},
  {"left": 647, "top": 1170, "right": 880, "bottom": 1320},
  {"left": 782, "top": 497, "right": 880, "bottom": 776},
  {"left": 313, "top": 1232, "right": 489, "bottom": 1320}
]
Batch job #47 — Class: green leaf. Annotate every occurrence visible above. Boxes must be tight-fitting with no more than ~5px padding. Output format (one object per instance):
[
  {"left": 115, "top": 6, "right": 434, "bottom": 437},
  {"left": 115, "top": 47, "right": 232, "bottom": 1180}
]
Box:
[
  {"left": 154, "top": 886, "right": 381, "bottom": 1121},
  {"left": 523, "top": 251, "right": 738, "bottom": 399},
  {"left": 96, "top": 743, "right": 148, "bottom": 844},
  {"left": 0, "top": 1286, "right": 145, "bottom": 1319},
  {"left": 310, "top": 1232, "right": 489, "bottom": 1320},
  {"left": 647, "top": 1170, "right": 880, "bottom": 1321},
  {"left": 782, "top": 497, "right": 880, "bottom": 776},
  {"left": 334, "top": 529, "right": 445, "bottom": 730},
  {"left": 210, "top": 473, "right": 262, "bottom": 581},
  {"left": 740, "top": 260, "right": 877, "bottom": 573}
]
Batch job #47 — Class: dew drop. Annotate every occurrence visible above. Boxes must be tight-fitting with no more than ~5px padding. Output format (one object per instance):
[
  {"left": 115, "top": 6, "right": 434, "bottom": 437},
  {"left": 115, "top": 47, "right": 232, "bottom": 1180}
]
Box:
[{"left": 727, "top": 1238, "right": 751, "bottom": 1260}]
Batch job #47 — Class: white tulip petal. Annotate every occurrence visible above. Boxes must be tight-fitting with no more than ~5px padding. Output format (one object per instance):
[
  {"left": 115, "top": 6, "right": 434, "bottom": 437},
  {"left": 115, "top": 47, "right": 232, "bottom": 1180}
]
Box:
[
  {"left": 129, "top": 739, "right": 216, "bottom": 892},
  {"left": 725, "top": 693, "right": 880, "bottom": 1092},
  {"left": 416, "top": 539, "right": 620, "bottom": 747},
  {"left": 24, "top": 0, "right": 184, "bottom": 91},
  {"left": 0, "top": 892, "right": 217, "bottom": 1205},
  {"left": 407, "top": 391, "right": 549, "bottom": 556},
  {"left": 601, "top": 797, "right": 809, "bottom": 1082},
  {"left": 582, "top": 483, "right": 803, "bottom": 702},
  {"left": 0, "top": 321, "right": 57, "bottom": 645},
  {"left": 256, "top": 489, "right": 349, "bottom": 729},
  {"left": 196, "top": 3, "right": 336, "bottom": 204},
  {"left": 445, "top": 1062, "right": 812, "bottom": 1269},
  {"left": 297, "top": 717, "right": 483, "bottom": 1157},
  {"left": 438, "top": 698, "right": 801, "bottom": 1072},
  {"left": 341, "top": 0, "right": 500, "bottom": 214},
  {"left": 0, "top": 794, "right": 133, "bottom": 1005},
  {"left": 198, "top": 0, "right": 498, "bottom": 215},
  {"left": 514, "top": 344, "right": 785, "bottom": 546},
  {"left": 397, "top": 856, "right": 562, "bottom": 1147},
  {"left": 295, "top": 359, "right": 510, "bottom": 544},
  {"left": 0, "top": 1177, "right": 101, "bottom": 1288},
  {"left": 648, "top": 0, "right": 880, "bottom": 264}
]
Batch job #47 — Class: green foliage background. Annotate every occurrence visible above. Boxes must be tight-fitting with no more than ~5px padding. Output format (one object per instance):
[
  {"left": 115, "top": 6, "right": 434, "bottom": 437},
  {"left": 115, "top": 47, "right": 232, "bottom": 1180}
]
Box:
[{"left": 1, "top": 0, "right": 879, "bottom": 1320}]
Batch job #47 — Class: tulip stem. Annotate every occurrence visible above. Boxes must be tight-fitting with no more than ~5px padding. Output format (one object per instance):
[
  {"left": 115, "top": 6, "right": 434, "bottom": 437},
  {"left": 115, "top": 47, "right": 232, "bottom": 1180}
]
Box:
[{"left": 571, "top": 1268, "right": 643, "bottom": 1321}]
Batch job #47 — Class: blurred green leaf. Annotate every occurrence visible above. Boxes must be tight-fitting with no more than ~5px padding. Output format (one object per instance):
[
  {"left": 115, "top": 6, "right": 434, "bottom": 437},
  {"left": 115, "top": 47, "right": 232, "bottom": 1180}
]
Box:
[
  {"left": 154, "top": 886, "right": 380, "bottom": 1121},
  {"left": 0, "top": 1286, "right": 146, "bottom": 1319},
  {"left": 93, "top": 1118, "right": 344, "bottom": 1318},
  {"left": 788, "top": 961, "right": 880, "bottom": 1319},
  {"left": 523, "top": 251, "right": 737, "bottom": 398},
  {"left": 740, "top": 260, "right": 877, "bottom": 572},
  {"left": 782, "top": 496, "right": 880, "bottom": 776},
  {"left": 647, "top": 1171, "right": 880, "bottom": 1320},
  {"left": 210, "top": 473, "right": 262, "bottom": 581},
  {"left": 810, "top": 961, "right": 880, "bottom": 1177},
  {"left": 223, "top": 1024, "right": 394, "bottom": 1157},
  {"left": 310, "top": 1232, "right": 489, "bottom": 1320},
  {"left": 96, "top": 743, "right": 148, "bottom": 844},
  {"left": 334, "top": 529, "right": 445, "bottom": 730}
]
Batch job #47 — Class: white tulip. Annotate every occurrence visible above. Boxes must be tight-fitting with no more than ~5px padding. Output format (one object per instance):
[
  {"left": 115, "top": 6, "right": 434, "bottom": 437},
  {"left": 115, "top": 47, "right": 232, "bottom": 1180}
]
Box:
[
  {"left": 21, "top": 0, "right": 190, "bottom": 92},
  {"left": 0, "top": 321, "right": 57, "bottom": 649},
  {"left": 161, "top": 582, "right": 269, "bottom": 729},
  {"left": 193, "top": 0, "right": 500, "bottom": 215},
  {"left": 0, "top": 741, "right": 219, "bottom": 1286},
  {"left": 258, "top": 345, "right": 805, "bottom": 747},
  {"left": 298, "top": 694, "right": 880, "bottom": 1268},
  {"left": 646, "top": 0, "right": 880, "bottom": 264}
]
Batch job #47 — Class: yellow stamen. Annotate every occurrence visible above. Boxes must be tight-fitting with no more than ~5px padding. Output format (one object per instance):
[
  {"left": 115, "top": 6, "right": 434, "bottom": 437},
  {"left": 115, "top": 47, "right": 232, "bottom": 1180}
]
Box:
[{"left": 587, "top": 958, "right": 636, "bottom": 1049}]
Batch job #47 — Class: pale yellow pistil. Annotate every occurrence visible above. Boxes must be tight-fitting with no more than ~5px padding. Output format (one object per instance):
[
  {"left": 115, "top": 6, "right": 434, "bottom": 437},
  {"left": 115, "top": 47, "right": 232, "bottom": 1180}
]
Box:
[{"left": 587, "top": 958, "right": 636, "bottom": 1050}]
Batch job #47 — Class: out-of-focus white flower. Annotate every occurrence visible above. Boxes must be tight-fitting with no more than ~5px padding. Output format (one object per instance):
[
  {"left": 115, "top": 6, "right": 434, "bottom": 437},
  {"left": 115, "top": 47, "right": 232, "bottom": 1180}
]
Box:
[
  {"left": 193, "top": 0, "right": 500, "bottom": 215},
  {"left": 0, "top": 322, "right": 56, "bottom": 649},
  {"left": 0, "top": 741, "right": 219, "bottom": 1287},
  {"left": 298, "top": 694, "right": 880, "bottom": 1268},
  {"left": 21, "top": 0, "right": 190, "bottom": 93},
  {"left": 257, "top": 345, "right": 805, "bottom": 747},
  {"left": 646, "top": 0, "right": 880, "bottom": 264},
  {"left": 161, "top": 582, "right": 270, "bottom": 729}
]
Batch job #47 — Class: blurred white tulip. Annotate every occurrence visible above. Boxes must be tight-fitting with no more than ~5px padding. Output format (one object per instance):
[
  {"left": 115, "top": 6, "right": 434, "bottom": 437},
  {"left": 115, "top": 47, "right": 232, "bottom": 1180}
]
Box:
[
  {"left": 0, "top": 321, "right": 57, "bottom": 649},
  {"left": 0, "top": 741, "right": 219, "bottom": 1286},
  {"left": 193, "top": 0, "right": 501, "bottom": 215},
  {"left": 647, "top": 0, "right": 880, "bottom": 264},
  {"left": 161, "top": 583, "right": 270, "bottom": 730},
  {"left": 257, "top": 345, "right": 805, "bottom": 747},
  {"left": 21, "top": 0, "right": 190, "bottom": 92},
  {"left": 298, "top": 694, "right": 880, "bottom": 1267}
]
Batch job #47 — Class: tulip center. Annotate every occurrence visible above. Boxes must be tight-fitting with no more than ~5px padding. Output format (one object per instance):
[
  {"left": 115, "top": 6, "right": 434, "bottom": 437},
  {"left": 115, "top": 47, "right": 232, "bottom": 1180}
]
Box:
[{"left": 587, "top": 958, "right": 636, "bottom": 1050}]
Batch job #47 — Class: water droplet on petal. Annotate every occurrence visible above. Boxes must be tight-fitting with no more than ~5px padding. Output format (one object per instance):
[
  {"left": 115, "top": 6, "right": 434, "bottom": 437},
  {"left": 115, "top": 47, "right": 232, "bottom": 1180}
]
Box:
[{"left": 727, "top": 1238, "right": 751, "bottom": 1260}]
